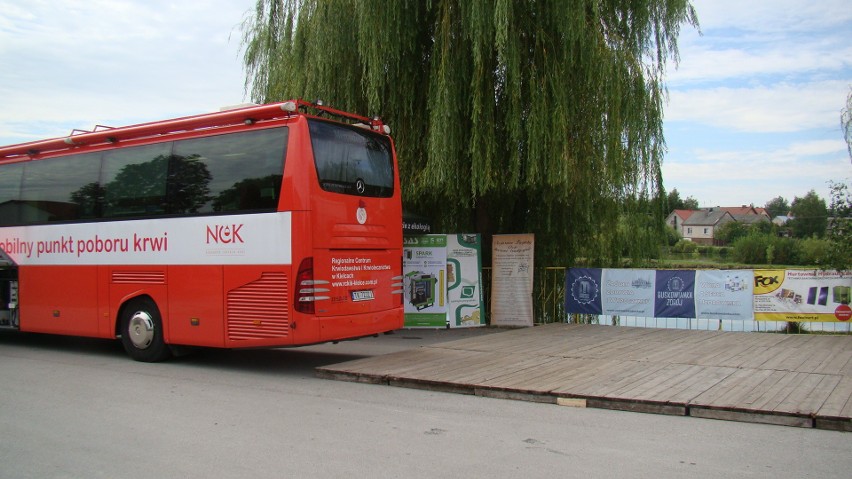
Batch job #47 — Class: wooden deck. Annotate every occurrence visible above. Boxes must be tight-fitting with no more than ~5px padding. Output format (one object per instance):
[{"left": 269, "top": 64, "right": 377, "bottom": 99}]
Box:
[{"left": 316, "top": 324, "right": 852, "bottom": 430}]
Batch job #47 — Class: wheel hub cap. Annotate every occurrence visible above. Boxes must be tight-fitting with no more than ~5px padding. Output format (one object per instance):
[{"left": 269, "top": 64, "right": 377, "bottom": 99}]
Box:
[{"left": 128, "top": 311, "right": 154, "bottom": 349}]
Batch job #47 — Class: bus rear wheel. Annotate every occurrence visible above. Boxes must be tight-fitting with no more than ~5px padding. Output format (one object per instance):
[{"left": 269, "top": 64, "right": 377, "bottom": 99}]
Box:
[{"left": 120, "top": 298, "right": 171, "bottom": 362}]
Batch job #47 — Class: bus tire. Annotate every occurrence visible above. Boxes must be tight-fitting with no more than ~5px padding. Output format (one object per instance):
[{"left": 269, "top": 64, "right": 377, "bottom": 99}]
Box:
[{"left": 120, "top": 297, "right": 171, "bottom": 362}]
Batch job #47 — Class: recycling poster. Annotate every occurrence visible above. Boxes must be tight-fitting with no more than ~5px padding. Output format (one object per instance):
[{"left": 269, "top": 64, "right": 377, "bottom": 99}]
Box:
[
  {"left": 402, "top": 234, "right": 485, "bottom": 328},
  {"left": 403, "top": 235, "right": 447, "bottom": 327}
]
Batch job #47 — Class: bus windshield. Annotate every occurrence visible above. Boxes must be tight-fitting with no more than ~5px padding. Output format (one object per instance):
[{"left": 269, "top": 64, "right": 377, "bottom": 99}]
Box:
[{"left": 309, "top": 119, "right": 394, "bottom": 198}]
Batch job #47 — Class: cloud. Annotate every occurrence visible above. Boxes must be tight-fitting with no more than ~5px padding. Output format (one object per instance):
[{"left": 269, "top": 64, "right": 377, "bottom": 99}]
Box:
[
  {"left": 689, "top": 0, "right": 852, "bottom": 33},
  {"left": 666, "top": 80, "right": 850, "bottom": 133},
  {"left": 0, "top": 0, "right": 254, "bottom": 145},
  {"left": 668, "top": 0, "right": 852, "bottom": 86},
  {"left": 663, "top": 139, "right": 849, "bottom": 206}
]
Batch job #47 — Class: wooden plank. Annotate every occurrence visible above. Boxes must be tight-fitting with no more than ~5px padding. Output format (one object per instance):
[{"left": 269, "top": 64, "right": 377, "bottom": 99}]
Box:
[
  {"left": 813, "top": 349, "right": 852, "bottom": 375},
  {"left": 689, "top": 407, "right": 813, "bottom": 428},
  {"left": 748, "top": 372, "right": 811, "bottom": 412},
  {"left": 795, "top": 347, "right": 835, "bottom": 374},
  {"left": 770, "top": 373, "right": 829, "bottom": 415},
  {"left": 551, "top": 360, "right": 653, "bottom": 396},
  {"left": 666, "top": 366, "right": 737, "bottom": 404},
  {"left": 316, "top": 324, "right": 852, "bottom": 429},
  {"left": 586, "top": 397, "right": 687, "bottom": 416},
  {"left": 817, "top": 376, "right": 852, "bottom": 418},
  {"left": 691, "top": 368, "right": 776, "bottom": 409},
  {"left": 775, "top": 374, "right": 841, "bottom": 416},
  {"left": 609, "top": 363, "right": 695, "bottom": 401}
]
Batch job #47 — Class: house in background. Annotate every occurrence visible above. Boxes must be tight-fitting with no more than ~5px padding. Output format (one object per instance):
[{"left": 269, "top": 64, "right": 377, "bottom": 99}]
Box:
[
  {"left": 665, "top": 209, "right": 694, "bottom": 232},
  {"left": 720, "top": 206, "right": 771, "bottom": 224},
  {"left": 666, "top": 205, "right": 771, "bottom": 245},
  {"left": 681, "top": 208, "right": 735, "bottom": 245}
]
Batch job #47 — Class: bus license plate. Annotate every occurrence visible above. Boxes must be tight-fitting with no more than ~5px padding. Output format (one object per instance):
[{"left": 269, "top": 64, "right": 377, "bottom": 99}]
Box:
[{"left": 350, "top": 290, "right": 375, "bottom": 302}]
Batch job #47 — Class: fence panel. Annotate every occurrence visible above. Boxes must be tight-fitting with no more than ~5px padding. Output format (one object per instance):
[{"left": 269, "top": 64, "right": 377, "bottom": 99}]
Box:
[{"left": 481, "top": 266, "right": 850, "bottom": 333}]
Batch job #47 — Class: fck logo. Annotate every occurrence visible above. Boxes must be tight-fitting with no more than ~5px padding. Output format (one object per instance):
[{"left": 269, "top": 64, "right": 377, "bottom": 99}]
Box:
[{"left": 206, "top": 224, "right": 245, "bottom": 244}]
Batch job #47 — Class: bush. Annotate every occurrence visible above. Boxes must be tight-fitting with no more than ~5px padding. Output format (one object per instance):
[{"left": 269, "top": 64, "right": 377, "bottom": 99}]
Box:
[
  {"left": 672, "top": 239, "right": 698, "bottom": 254},
  {"left": 769, "top": 237, "right": 799, "bottom": 264},
  {"left": 664, "top": 226, "right": 682, "bottom": 247},
  {"left": 732, "top": 233, "right": 803, "bottom": 265},
  {"left": 799, "top": 237, "right": 831, "bottom": 266},
  {"left": 732, "top": 234, "right": 769, "bottom": 264}
]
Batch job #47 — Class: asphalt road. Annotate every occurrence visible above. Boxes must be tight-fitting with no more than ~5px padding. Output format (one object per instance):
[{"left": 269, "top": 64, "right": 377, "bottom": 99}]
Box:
[{"left": 0, "top": 328, "right": 850, "bottom": 479}]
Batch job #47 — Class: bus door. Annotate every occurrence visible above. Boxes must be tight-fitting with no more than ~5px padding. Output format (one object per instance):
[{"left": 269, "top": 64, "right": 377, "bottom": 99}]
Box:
[{"left": 0, "top": 248, "right": 19, "bottom": 330}]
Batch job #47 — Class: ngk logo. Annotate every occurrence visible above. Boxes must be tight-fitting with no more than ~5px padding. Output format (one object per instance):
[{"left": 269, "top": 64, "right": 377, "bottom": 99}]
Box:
[{"left": 206, "top": 224, "right": 244, "bottom": 244}]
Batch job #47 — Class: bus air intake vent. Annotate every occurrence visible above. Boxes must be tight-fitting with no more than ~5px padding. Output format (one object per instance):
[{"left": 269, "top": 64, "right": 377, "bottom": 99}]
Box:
[
  {"left": 227, "top": 272, "right": 289, "bottom": 341},
  {"left": 112, "top": 271, "right": 166, "bottom": 284}
]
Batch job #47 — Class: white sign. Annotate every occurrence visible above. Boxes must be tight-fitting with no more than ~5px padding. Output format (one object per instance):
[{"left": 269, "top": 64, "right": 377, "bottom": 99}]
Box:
[
  {"left": 0, "top": 212, "right": 292, "bottom": 266},
  {"left": 491, "top": 234, "right": 534, "bottom": 327}
]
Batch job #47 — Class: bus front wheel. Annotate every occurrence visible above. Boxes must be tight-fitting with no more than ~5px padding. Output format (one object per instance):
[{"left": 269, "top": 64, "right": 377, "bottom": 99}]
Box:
[{"left": 120, "top": 298, "right": 171, "bottom": 362}]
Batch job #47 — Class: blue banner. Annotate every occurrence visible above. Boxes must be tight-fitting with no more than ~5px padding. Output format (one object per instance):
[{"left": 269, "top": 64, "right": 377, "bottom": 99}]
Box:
[
  {"left": 565, "top": 268, "right": 603, "bottom": 315},
  {"left": 654, "top": 270, "right": 696, "bottom": 318}
]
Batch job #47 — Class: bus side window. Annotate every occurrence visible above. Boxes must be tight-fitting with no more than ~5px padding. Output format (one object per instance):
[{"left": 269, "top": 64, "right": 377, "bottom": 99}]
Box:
[
  {"left": 101, "top": 144, "right": 172, "bottom": 218},
  {"left": 0, "top": 163, "right": 23, "bottom": 226},
  {"left": 19, "top": 152, "right": 102, "bottom": 224},
  {"left": 172, "top": 127, "right": 287, "bottom": 214}
]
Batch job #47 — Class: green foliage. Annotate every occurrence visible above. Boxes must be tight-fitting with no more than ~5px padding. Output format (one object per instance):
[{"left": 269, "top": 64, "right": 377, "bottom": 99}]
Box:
[
  {"left": 825, "top": 180, "right": 852, "bottom": 270},
  {"left": 731, "top": 232, "right": 802, "bottom": 266},
  {"left": 713, "top": 221, "right": 749, "bottom": 244},
  {"left": 789, "top": 190, "right": 828, "bottom": 238},
  {"left": 799, "top": 237, "right": 831, "bottom": 266},
  {"left": 764, "top": 196, "right": 790, "bottom": 219},
  {"left": 672, "top": 239, "right": 698, "bottom": 254},
  {"left": 770, "top": 237, "right": 800, "bottom": 265},
  {"left": 664, "top": 224, "right": 682, "bottom": 246},
  {"left": 843, "top": 87, "right": 852, "bottom": 160},
  {"left": 240, "top": 0, "right": 699, "bottom": 266},
  {"left": 666, "top": 188, "right": 699, "bottom": 211},
  {"left": 731, "top": 234, "right": 769, "bottom": 264}
]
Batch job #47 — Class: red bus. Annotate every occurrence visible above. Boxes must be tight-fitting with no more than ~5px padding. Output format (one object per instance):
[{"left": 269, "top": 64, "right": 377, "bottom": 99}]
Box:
[{"left": 0, "top": 100, "right": 403, "bottom": 361}]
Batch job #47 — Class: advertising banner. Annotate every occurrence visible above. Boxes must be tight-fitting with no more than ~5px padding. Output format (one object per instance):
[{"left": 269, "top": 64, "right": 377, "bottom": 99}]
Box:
[
  {"left": 491, "top": 234, "right": 535, "bottom": 327},
  {"left": 694, "top": 270, "right": 754, "bottom": 321},
  {"left": 446, "top": 234, "right": 485, "bottom": 328},
  {"left": 601, "top": 269, "right": 656, "bottom": 317},
  {"left": 0, "top": 212, "right": 292, "bottom": 266},
  {"left": 654, "top": 270, "right": 696, "bottom": 318},
  {"left": 403, "top": 235, "right": 448, "bottom": 327},
  {"left": 754, "top": 269, "right": 852, "bottom": 322},
  {"left": 565, "top": 268, "right": 603, "bottom": 315}
]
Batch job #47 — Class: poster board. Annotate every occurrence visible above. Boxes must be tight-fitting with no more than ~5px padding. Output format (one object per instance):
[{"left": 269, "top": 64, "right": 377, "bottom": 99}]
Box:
[
  {"left": 694, "top": 270, "right": 754, "bottom": 321},
  {"left": 403, "top": 235, "right": 448, "bottom": 327},
  {"left": 490, "top": 234, "right": 534, "bottom": 327},
  {"left": 446, "top": 234, "right": 485, "bottom": 328},
  {"left": 754, "top": 269, "right": 852, "bottom": 322}
]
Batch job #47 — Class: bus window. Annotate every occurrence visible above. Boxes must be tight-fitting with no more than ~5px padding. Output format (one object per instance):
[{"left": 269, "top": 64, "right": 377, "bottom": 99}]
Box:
[
  {"left": 172, "top": 127, "right": 287, "bottom": 214},
  {"left": 20, "top": 152, "right": 102, "bottom": 223},
  {"left": 0, "top": 163, "right": 23, "bottom": 226},
  {"left": 309, "top": 120, "right": 394, "bottom": 198},
  {"left": 101, "top": 143, "right": 172, "bottom": 218}
]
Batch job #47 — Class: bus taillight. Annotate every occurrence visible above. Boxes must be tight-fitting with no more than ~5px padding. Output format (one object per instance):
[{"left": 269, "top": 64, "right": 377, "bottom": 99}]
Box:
[{"left": 295, "top": 257, "right": 330, "bottom": 314}]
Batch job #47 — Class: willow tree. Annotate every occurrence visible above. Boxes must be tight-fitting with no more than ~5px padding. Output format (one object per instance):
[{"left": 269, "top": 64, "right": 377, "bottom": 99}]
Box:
[{"left": 241, "top": 0, "right": 698, "bottom": 266}]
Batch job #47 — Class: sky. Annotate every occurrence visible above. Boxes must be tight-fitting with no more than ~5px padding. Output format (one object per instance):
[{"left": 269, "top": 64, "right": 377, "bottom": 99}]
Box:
[{"left": 1, "top": 0, "right": 850, "bottom": 211}]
